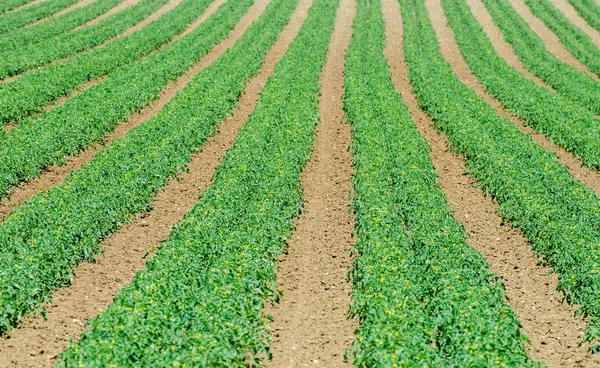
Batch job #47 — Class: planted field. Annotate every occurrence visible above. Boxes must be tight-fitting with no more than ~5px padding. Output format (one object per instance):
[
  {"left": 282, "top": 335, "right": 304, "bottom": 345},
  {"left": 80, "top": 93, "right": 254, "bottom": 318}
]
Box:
[{"left": 2, "top": 0, "right": 600, "bottom": 366}]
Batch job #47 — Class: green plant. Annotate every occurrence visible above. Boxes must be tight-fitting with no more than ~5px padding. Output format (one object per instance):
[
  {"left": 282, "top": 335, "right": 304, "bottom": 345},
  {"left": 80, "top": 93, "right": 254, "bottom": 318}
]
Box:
[{"left": 344, "top": 0, "right": 537, "bottom": 365}]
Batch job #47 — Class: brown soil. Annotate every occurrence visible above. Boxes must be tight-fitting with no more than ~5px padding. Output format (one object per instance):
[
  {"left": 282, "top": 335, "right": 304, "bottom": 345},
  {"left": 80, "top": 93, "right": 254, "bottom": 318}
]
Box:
[
  {"left": 548, "top": 0, "right": 600, "bottom": 47},
  {"left": 0, "top": 0, "right": 227, "bottom": 217},
  {"left": 265, "top": 0, "right": 356, "bottom": 367},
  {"left": 467, "top": 0, "right": 551, "bottom": 89},
  {"left": 508, "top": 0, "right": 600, "bottom": 80},
  {"left": 382, "top": 0, "right": 600, "bottom": 365},
  {"left": 429, "top": 0, "right": 600, "bottom": 198},
  {"left": 0, "top": 0, "right": 279, "bottom": 365},
  {"left": 71, "top": 0, "right": 141, "bottom": 32}
]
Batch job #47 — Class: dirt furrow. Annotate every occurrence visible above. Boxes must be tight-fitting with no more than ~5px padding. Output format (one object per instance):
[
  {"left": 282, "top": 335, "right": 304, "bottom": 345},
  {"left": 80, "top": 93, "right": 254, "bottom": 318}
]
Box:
[
  {"left": 0, "top": 0, "right": 226, "bottom": 218},
  {"left": 383, "top": 0, "right": 600, "bottom": 365},
  {"left": 427, "top": 0, "right": 600, "bottom": 198},
  {"left": 0, "top": 0, "right": 297, "bottom": 366},
  {"left": 548, "top": 0, "right": 600, "bottom": 46},
  {"left": 467, "top": 0, "right": 552, "bottom": 90},
  {"left": 8, "top": 0, "right": 50, "bottom": 13},
  {"left": 265, "top": 0, "right": 356, "bottom": 366},
  {"left": 71, "top": 0, "right": 141, "bottom": 32},
  {"left": 508, "top": 0, "right": 599, "bottom": 79}
]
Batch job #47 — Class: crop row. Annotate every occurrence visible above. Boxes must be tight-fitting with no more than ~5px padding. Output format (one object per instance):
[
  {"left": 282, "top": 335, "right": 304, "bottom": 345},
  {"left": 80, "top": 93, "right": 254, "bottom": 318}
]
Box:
[
  {"left": 0, "top": 0, "right": 79, "bottom": 35},
  {"left": 57, "top": 0, "right": 338, "bottom": 365},
  {"left": 0, "top": 0, "right": 172, "bottom": 80},
  {"left": 442, "top": 0, "right": 600, "bottom": 169},
  {"left": 0, "top": 0, "right": 199, "bottom": 126},
  {"left": 344, "top": 0, "right": 536, "bottom": 366},
  {"left": 401, "top": 0, "right": 600, "bottom": 349},
  {"left": 481, "top": 0, "right": 600, "bottom": 115},
  {"left": 0, "top": 0, "right": 35, "bottom": 15},
  {"left": 525, "top": 0, "right": 600, "bottom": 77},
  {"left": 568, "top": 0, "right": 600, "bottom": 31},
  {"left": 0, "top": 0, "right": 123, "bottom": 54},
  {"left": 0, "top": 0, "right": 255, "bottom": 335}
]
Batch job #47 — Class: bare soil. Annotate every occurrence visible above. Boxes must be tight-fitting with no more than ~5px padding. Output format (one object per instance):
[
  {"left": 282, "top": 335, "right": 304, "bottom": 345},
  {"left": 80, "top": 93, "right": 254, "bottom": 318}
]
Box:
[
  {"left": 548, "top": 0, "right": 600, "bottom": 47},
  {"left": 0, "top": 0, "right": 281, "bottom": 365},
  {"left": 508, "top": 0, "right": 600, "bottom": 80},
  {"left": 265, "top": 0, "right": 357, "bottom": 366},
  {"left": 381, "top": 0, "right": 600, "bottom": 365},
  {"left": 467, "top": 0, "right": 551, "bottom": 89}
]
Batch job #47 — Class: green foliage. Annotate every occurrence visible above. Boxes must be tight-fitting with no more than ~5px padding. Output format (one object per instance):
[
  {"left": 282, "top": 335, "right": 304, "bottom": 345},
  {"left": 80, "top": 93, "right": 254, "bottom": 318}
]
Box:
[
  {"left": 0, "top": 0, "right": 35, "bottom": 16},
  {"left": 344, "top": 0, "right": 537, "bottom": 366},
  {"left": 0, "top": 0, "right": 124, "bottom": 53},
  {"left": 525, "top": 0, "right": 600, "bottom": 76},
  {"left": 442, "top": 0, "right": 600, "bottom": 169},
  {"left": 401, "top": 0, "right": 600, "bottom": 351},
  {"left": 480, "top": 0, "right": 600, "bottom": 115},
  {"left": 0, "top": 0, "right": 258, "bottom": 336},
  {"left": 0, "top": 0, "right": 79, "bottom": 35},
  {"left": 0, "top": 0, "right": 170, "bottom": 79},
  {"left": 0, "top": 0, "right": 193, "bottom": 125},
  {"left": 568, "top": 0, "right": 600, "bottom": 31},
  {"left": 57, "top": 0, "right": 338, "bottom": 366}
]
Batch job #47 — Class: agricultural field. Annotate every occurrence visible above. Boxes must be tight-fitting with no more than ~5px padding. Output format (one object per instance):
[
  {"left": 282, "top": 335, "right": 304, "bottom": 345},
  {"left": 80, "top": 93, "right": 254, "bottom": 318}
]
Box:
[{"left": 1, "top": 0, "right": 600, "bottom": 366}]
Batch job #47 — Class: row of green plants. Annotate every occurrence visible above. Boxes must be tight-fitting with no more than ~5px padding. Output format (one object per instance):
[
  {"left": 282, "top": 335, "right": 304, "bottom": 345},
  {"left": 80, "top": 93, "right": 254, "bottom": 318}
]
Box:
[
  {"left": 0, "top": 0, "right": 246, "bottom": 201},
  {"left": 0, "top": 0, "right": 123, "bottom": 53},
  {"left": 0, "top": 0, "right": 200, "bottom": 125},
  {"left": 0, "top": 0, "right": 259, "bottom": 336},
  {"left": 568, "top": 0, "right": 600, "bottom": 31},
  {"left": 344, "top": 0, "right": 536, "bottom": 365},
  {"left": 0, "top": 0, "right": 170, "bottom": 79},
  {"left": 525, "top": 0, "right": 600, "bottom": 77},
  {"left": 442, "top": 0, "right": 600, "bottom": 169},
  {"left": 481, "top": 0, "right": 600, "bottom": 115},
  {"left": 401, "top": 0, "right": 600, "bottom": 350},
  {"left": 0, "top": 0, "right": 79, "bottom": 35},
  {"left": 0, "top": 0, "right": 35, "bottom": 15},
  {"left": 57, "top": 0, "right": 338, "bottom": 365}
]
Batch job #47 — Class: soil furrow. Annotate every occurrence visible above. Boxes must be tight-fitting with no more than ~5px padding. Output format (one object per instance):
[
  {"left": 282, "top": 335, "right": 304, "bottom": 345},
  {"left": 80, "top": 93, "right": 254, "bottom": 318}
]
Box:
[
  {"left": 0, "top": 0, "right": 285, "bottom": 365},
  {"left": 548, "top": 0, "right": 600, "bottom": 46},
  {"left": 265, "top": 0, "right": 356, "bottom": 366},
  {"left": 0, "top": 0, "right": 226, "bottom": 218},
  {"left": 71, "top": 0, "right": 140, "bottom": 32},
  {"left": 384, "top": 0, "right": 600, "bottom": 365},
  {"left": 508, "top": 0, "right": 599, "bottom": 79},
  {"left": 2, "top": 0, "right": 183, "bottom": 84},
  {"left": 467, "top": 0, "right": 552, "bottom": 90},
  {"left": 8, "top": 0, "right": 50, "bottom": 13},
  {"left": 428, "top": 0, "right": 600, "bottom": 198}
]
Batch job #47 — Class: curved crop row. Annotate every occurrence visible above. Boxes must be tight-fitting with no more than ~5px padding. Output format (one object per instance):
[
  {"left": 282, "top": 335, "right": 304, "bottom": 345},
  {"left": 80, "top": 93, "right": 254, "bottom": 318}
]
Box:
[
  {"left": 57, "top": 0, "right": 338, "bottom": 365},
  {"left": 0, "top": 0, "right": 123, "bottom": 53},
  {"left": 0, "top": 0, "right": 198, "bottom": 126},
  {"left": 568, "top": 0, "right": 600, "bottom": 31},
  {"left": 0, "top": 0, "right": 79, "bottom": 35},
  {"left": 525, "top": 0, "right": 600, "bottom": 76},
  {"left": 0, "top": 0, "right": 256, "bottom": 335},
  {"left": 344, "top": 0, "right": 536, "bottom": 366},
  {"left": 0, "top": 0, "right": 246, "bottom": 202},
  {"left": 0, "top": 0, "right": 169, "bottom": 80},
  {"left": 0, "top": 0, "right": 36, "bottom": 16},
  {"left": 401, "top": 0, "right": 600, "bottom": 349},
  {"left": 480, "top": 0, "right": 600, "bottom": 115},
  {"left": 442, "top": 0, "right": 600, "bottom": 169}
]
